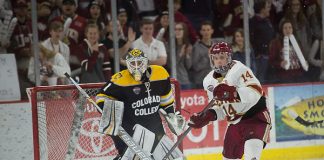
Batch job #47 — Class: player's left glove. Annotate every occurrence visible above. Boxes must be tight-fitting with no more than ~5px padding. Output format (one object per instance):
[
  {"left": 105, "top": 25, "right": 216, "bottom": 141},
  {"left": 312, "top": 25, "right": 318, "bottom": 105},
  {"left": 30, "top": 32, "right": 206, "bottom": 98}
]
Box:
[
  {"left": 159, "top": 109, "right": 186, "bottom": 136},
  {"left": 213, "top": 83, "right": 240, "bottom": 103},
  {"left": 188, "top": 109, "right": 217, "bottom": 128}
]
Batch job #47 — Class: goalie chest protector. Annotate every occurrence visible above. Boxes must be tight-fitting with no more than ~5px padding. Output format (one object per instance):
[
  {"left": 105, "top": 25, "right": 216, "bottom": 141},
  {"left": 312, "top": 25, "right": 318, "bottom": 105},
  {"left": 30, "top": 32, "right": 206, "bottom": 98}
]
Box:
[{"left": 98, "top": 65, "right": 174, "bottom": 135}]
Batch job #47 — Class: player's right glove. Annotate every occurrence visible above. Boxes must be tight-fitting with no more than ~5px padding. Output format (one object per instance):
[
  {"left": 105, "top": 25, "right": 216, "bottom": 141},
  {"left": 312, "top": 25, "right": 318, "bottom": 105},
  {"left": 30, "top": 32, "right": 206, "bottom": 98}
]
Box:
[{"left": 188, "top": 109, "right": 217, "bottom": 128}]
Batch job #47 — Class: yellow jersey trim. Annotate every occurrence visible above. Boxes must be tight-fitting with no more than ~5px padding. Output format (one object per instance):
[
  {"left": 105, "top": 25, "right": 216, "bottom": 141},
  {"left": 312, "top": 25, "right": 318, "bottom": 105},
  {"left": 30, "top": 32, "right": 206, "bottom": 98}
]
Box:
[{"left": 111, "top": 65, "right": 170, "bottom": 86}]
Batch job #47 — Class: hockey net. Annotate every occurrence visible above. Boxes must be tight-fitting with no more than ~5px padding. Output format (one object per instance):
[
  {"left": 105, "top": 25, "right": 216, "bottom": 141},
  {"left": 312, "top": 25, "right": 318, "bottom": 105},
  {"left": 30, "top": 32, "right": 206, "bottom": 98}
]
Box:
[{"left": 28, "top": 78, "right": 181, "bottom": 160}]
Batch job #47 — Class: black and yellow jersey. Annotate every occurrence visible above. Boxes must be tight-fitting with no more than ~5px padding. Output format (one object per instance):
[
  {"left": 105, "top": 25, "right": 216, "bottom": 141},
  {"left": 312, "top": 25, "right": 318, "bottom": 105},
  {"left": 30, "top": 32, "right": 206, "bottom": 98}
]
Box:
[{"left": 95, "top": 65, "right": 174, "bottom": 152}]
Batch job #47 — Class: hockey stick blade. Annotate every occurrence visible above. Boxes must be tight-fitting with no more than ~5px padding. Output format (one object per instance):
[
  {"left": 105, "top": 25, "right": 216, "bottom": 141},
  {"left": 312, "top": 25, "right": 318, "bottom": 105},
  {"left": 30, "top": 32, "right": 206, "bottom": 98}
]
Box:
[{"left": 64, "top": 72, "right": 153, "bottom": 160}]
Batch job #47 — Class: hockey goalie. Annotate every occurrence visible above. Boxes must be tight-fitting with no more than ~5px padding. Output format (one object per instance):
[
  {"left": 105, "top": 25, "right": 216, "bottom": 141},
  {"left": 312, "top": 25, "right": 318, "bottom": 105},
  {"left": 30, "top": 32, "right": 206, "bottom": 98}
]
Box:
[
  {"left": 95, "top": 48, "right": 186, "bottom": 160},
  {"left": 188, "top": 42, "right": 272, "bottom": 160}
]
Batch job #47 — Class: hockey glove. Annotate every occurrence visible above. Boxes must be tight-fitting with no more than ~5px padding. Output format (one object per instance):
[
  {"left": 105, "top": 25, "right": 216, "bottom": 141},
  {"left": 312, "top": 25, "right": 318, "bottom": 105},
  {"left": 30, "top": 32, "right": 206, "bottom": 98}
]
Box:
[
  {"left": 213, "top": 83, "right": 240, "bottom": 103},
  {"left": 159, "top": 109, "right": 186, "bottom": 136},
  {"left": 188, "top": 109, "right": 217, "bottom": 128}
]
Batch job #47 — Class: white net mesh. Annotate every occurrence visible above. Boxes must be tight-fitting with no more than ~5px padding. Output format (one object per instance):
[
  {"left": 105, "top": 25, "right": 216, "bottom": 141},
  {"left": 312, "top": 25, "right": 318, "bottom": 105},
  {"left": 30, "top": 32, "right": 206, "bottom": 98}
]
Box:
[{"left": 28, "top": 80, "right": 181, "bottom": 160}]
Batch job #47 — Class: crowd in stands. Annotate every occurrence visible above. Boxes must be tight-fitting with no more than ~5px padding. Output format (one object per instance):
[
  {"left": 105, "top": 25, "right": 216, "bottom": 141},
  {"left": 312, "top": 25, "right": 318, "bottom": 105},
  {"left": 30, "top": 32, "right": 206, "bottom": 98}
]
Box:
[{"left": 0, "top": 0, "right": 323, "bottom": 100}]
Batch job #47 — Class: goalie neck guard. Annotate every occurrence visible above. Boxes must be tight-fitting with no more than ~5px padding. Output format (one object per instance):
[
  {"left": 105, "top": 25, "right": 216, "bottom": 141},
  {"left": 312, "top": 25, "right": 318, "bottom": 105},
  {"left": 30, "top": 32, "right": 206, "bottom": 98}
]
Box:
[
  {"left": 126, "top": 48, "right": 149, "bottom": 81},
  {"left": 209, "top": 42, "right": 233, "bottom": 74}
]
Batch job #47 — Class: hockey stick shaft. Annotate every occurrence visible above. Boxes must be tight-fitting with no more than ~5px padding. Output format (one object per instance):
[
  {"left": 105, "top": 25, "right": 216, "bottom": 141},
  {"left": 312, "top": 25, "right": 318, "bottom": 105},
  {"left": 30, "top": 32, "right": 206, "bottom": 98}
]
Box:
[
  {"left": 64, "top": 73, "right": 153, "bottom": 160},
  {"left": 162, "top": 98, "right": 217, "bottom": 160}
]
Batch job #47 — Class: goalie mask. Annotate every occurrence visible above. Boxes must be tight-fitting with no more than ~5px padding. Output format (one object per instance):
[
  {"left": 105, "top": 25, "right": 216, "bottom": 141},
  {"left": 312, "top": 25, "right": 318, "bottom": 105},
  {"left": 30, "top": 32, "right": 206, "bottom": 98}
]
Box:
[
  {"left": 126, "top": 48, "right": 148, "bottom": 81},
  {"left": 209, "top": 42, "right": 233, "bottom": 74}
]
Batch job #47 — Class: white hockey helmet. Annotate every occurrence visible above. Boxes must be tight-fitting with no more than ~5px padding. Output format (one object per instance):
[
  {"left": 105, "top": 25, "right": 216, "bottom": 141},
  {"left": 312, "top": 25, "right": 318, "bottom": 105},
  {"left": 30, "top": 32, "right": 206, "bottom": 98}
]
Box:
[
  {"left": 126, "top": 48, "right": 148, "bottom": 81},
  {"left": 209, "top": 42, "right": 233, "bottom": 74}
]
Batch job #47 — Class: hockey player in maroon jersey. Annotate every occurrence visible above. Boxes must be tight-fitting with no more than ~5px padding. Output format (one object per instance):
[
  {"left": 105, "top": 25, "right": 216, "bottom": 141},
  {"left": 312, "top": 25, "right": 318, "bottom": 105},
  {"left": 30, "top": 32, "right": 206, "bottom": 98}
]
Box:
[
  {"left": 52, "top": 0, "right": 87, "bottom": 71},
  {"left": 189, "top": 42, "right": 271, "bottom": 160}
]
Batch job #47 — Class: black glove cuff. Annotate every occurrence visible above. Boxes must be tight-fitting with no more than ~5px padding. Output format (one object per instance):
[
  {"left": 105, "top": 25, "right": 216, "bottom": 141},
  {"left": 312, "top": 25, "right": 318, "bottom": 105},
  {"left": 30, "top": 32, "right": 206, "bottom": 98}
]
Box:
[
  {"left": 208, "top": 109, "right": 218, "bottom": 121},
  {"left": 164, "top": 104, "right": 175, "bottom": 114}
]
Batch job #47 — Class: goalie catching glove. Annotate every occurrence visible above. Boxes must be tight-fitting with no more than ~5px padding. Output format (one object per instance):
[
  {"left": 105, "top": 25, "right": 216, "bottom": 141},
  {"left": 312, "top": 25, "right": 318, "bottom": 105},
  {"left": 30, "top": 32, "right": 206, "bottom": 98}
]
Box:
[
  {"left": 159, "top": 109, "right": 186, "bottom": 136},
  {"left": 188, "top": 109, "right": 217, "bottom": 128},
  {"left": 213, "top": 83, "right": 240, "bottom": 106}
]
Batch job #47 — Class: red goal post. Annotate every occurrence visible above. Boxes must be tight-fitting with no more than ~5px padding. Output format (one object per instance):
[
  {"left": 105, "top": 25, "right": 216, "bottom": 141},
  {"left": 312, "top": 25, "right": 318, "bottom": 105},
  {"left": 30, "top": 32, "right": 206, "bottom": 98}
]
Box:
[{"left": 28, "top": 78, "right": 181, "bottom": 160}]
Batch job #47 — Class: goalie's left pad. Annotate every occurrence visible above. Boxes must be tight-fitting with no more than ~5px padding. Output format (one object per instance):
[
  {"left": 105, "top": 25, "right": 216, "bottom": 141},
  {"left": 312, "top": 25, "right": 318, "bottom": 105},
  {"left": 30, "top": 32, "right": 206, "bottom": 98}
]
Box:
[
  {"left": 98, "top": 99, "right": 124, "bottom": 136},
  {"left": 153, "top": 135, "right": 183, "bottom": 160},
  {"left": 121, "top": 124, "right": 155, "bottom": 160},
  {"left": 159, "top": 109, "right": 186, "bottom": 136}
]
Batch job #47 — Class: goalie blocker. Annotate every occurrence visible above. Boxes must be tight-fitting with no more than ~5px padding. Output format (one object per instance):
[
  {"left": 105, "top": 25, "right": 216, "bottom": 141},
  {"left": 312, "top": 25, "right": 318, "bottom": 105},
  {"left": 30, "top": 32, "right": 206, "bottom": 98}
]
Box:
[{"left": 98, "top": 99, "right": 124, "bottom": 136}]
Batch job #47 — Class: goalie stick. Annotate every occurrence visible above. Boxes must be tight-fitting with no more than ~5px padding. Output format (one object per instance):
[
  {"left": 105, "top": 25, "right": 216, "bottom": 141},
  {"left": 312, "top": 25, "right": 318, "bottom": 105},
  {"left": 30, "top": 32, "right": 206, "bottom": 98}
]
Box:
[
  {"left": 287, "top": 109, "right": 323, "bottom": 127},
  {"left": 64, "top": 73, "right": 153, "bottom": 160}
]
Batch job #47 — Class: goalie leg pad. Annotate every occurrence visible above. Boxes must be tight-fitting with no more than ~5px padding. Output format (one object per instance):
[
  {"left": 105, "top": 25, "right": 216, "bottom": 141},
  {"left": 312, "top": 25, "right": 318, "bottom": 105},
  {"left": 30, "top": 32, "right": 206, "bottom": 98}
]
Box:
[
  {"left": 121, "top": 124, "right": 155, "bottom": 160},
  {"left": 153, "top": 135, "right": 183, "bottom": 160},
  {"left": 98, "top": 99, "right": 124, "bottom": 136}
]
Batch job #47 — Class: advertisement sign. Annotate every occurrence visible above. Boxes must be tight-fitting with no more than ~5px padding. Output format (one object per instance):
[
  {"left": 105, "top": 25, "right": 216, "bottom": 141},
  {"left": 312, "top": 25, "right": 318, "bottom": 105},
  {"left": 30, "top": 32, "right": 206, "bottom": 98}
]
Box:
[
  {"left": 180, "top": 90, "right": 228, "bottom": 150},
  {"left": 273, "top": 84, "right": 324, "bottom": 142},
  {"left": 40, "top": 99, "right": 116, "bottom": 160}
]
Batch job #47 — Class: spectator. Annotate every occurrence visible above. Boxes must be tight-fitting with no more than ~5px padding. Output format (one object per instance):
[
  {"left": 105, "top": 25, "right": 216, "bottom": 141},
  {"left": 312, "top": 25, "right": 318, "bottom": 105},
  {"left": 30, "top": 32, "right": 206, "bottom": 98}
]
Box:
[
  {"left": 43, "top": 21, "right": 70, "bottom": 62},
  {"left": 308, "top": 39, "right": 323, "bottom": 81},
  {"left": 307, "top": 0, "right": 323, "bottom": 81},
  {"left": 249, "top": 0, "right": 275, "bottom": 83},
  {"left": 219, "top": 0, "right": 253, "bottom": 42},
  {"left": 0, "top": 0, "right": 12, "bottom": 12},
  {"left": 231, "top": 28, "right": 256, "bottom": 73},
  {"left": 180, "top": 0, "right": 215, "bottom": 32},
  {"left": 77, "top": 0, "right": 111, "bottom": 21},
  {"left": 309, "top": 0, "right": 322, "bottom": 40},
  {"left": 41, "top": 21, "right": 70, "bottom": 84},
  {"left": 52, "top": 0, "right": 87, "bottom": 73},
  {"left": 8, "top": 0, "right": 33, "bottom": 99},
  {"left": 269, "top": 20, "right": 306, "bottom": 83},
  {"left": 28, "top": 44, "right": 71, "bottom": 86},
  {"left": 154, "top": 11, "right": 170, "bottom": 43},
  {"left": 0, "top": 0, "right": 14, "bottom": 53},
  {"left": 280, "top": 0, "right": 312, "bottom": 56},
  {"left": 117, "top": 7, "right": 128, "bottom": 39},
  {"left": 37, "top": 1, "right": 52, "bottom": 41},
  {"left": 77, "top": 0, "right": 109, "bottom": 19},
  {"left": 132, "top": 19, "right": 167, "bottom": 66},
  {"left": 173, "top": 0, "right": 198, "bottom": 43},
  {"left": 87, "top": 0, "right": 107, "bottom": 41},
  {"left": 117, "top": 7, "right": 140, "bottom": 39},
  {"left": 102, "top": 20, "right": 136, "bottom": 73},
  {"left": 117, "top": 0, "right": 140, "bottom": 25},
  {"left": 190, "top": 21, "right": 218, "bottom": 89},
  {"left": 79, "top": 24, "right": 111, "bottom": 83},
  {"left": 270, "top": 0, "right": 286, "bottom": 33},
  {"left": 172, "top": 22, "right": 193, "bottom": 89},
  {"left": 154, "top": 8, "right": 198, "bottom": 44}
]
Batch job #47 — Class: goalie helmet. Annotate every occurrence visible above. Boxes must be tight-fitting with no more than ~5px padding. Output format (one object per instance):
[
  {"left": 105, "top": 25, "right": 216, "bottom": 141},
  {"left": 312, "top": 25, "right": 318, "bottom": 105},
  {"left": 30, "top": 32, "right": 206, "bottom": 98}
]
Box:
[
  {"left": 209, "top": 42, "right": 233, "bottom": 74},
  {"left": 126, "top": 48, "right": 148, "bottom": 81}
]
